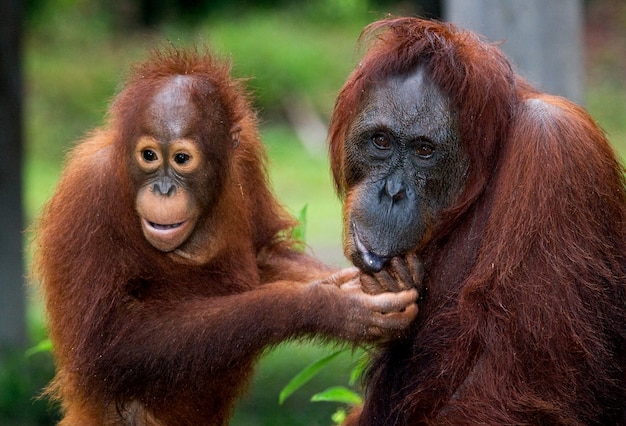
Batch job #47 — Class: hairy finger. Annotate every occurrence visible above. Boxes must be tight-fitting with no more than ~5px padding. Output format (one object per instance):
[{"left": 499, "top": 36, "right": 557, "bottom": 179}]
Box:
[
  {"left": 406, "top": 253, "right": 424, "bottom": 287},
  {"left": 338, "top": 277, "right": 362, "bottom": 291},
  {"left": 370, "top": 303, "right": 419, "bottom": 330},
  {"left": 360, "top": 274, "right": 385, "bottom": 294},
  {"left": 386, "top": 257, "right": 413, "bottom": 290},
  {"left": 316, "top": 267, "right": 359, "bottom": 286},
  {"left": 372, "top": 269, "right": 398, "bottom": 292},
  {"left": 367, "top": 288, "right": 418, "bottom": 313}
]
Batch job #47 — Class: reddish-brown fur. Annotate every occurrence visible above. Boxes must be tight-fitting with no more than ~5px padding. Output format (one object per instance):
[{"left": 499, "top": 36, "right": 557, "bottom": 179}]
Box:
[
  {"left": 329, "top": 18, "right": 626, "bottom": 425},
  {"left": 33, "top": 47, "right": 419, "bottom": 425}
]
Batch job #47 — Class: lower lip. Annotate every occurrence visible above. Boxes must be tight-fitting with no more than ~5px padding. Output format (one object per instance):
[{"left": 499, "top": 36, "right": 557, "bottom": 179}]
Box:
[{"left": 352, "top": 222, "right": 388, "bottom": 272}]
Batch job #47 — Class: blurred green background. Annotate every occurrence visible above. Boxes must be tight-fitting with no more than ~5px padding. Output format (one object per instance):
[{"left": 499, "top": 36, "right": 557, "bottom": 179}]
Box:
[{"left": 5, "top": 0, "right": 625, "bottom": 424}]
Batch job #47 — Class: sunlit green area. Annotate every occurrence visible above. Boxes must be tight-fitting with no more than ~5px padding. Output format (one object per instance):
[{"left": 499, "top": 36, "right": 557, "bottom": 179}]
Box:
[{"left": 5, "top": 0, "right": 625, "bottom": 424}]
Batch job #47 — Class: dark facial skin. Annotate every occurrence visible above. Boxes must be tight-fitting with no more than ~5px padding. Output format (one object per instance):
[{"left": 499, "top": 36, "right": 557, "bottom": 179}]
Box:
[{"left": 343, "top": 67, "right": 468, "bottom": 272}]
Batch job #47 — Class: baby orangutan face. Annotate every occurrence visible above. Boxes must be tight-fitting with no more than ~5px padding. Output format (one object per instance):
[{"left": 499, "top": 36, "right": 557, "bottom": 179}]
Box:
[
  {"left": 132, "top": 76, "right": 205, "bottom": 253},
  {"left": 130, "top": 75, "right": 237, "bottom": 256}
]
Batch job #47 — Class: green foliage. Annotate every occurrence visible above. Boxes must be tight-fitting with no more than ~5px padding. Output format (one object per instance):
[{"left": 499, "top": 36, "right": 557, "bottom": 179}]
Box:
[
  {"left": 0, "top": 349, "right": 58, "bottom": 425},
  {"left": 24, "top": 339, "right": 52, "bottom": 358},
  {"left": 332, "top": 407, "right": 350, "bottom": 425},
  {"left": 232, "top": 342, "right": 358, "bottom": 425},
  {"left": 262, "top": 126, "right": 343, "bottom": 251},
  {"left": 279, "top": 349, "right": 343, "bottom": 405},
  {"left": 193, "top": 9, "right": 369, "bottom": 117},
  {"left": 348, "top": 353, "right": 369, "bottom": 386},
  {"left": 587, "top": 82, "right": 626, "bottom": 153},
  {"left": 279, "top": 349, "right": 367, "bottom": 424},
  {"left": 310, "top": 386, "right": 362, "bottom": 405},
  {"left": 291, "top": 204, "right": 308, "bottom": 252}
]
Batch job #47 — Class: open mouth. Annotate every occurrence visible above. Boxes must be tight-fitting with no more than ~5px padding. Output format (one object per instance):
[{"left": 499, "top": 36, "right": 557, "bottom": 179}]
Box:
[
  {"left": 141, "top": 217, "right": 193, "bottom": 252},
  {"left": 352, "top": 222, "right": 389, "bottom": 273},
  {"left": 148, "top": 221, "right": 184, "bottom": 230}
]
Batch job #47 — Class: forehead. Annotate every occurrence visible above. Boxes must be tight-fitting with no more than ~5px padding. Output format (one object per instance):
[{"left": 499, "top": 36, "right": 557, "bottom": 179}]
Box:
[
  {"left": 360, "top": 67, "right": 449, "bottom": 125},
  {"left": 146, "top": 75, "right": 200, "bottom": 139}
]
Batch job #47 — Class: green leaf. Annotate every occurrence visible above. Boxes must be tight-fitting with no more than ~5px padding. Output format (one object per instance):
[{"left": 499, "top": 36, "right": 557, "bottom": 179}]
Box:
[
  {"left": 349, "top": 355, "right": 368, "bottom": 386},
  {"left": 291, "top": 204, "right": 308, "bottom": 252},
  {"left": 25, "top": 338, "right": 52, "bottom": 357},
  {"left": 331, "top": 407, "right": 348, "bottom": 425},
  {"left": 278, "top": 349, "right": 343, "bottom": 405},
  {"left": 311, "top": 386, "right": 363, "bottom": 405}
]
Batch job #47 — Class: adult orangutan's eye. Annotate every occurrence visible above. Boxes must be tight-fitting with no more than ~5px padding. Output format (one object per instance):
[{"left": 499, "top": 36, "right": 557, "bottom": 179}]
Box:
[
  {"left": 416, "top": 144, "right": 434, "bottom": 159},
  {"left": 372, "top": 133, "right": 391, "bottom": 150}
]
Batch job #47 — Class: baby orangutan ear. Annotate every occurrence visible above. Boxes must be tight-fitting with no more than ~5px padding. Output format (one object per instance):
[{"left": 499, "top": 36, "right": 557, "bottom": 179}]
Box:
[{"left": 230, "top": 124, "right": 241, "bottom": 148}]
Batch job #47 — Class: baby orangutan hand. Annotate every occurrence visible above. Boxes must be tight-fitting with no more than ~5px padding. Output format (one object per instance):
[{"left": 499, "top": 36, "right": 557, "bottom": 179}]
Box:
[{"left": 308, "top": 267, "right": 419, "bottom": 341}]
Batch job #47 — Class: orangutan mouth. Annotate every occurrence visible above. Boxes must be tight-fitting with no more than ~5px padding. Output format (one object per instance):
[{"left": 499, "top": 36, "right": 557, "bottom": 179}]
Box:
[
  {"left": 352, "top": 222, "right": 389, "bottom": 273},
  {"left": 149, "top": 221, "right": 184, "bottom": 230}
]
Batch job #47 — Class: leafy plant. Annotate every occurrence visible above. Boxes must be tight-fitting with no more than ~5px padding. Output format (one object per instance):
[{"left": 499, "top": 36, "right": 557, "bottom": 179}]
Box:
[
  {"left": 282, "top": 203, "right": 367, "bottom": 424},
  {"left": 291, "top": 204, "right": 308, "bottom": 253},
  {"left": 25, "top": 339, "right": 52, "bottom": 358},
  {"left": 279, "top": 349, "right": 367, "bottom": 425}
]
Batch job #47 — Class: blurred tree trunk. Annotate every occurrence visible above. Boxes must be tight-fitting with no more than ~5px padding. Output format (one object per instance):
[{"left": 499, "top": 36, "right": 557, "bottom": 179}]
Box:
[
  {"left": 0, "top": 0, "right": 26, "bottom": 348},
  {"left": 444, "top": 0, "right": 584, "bottom": 104}
]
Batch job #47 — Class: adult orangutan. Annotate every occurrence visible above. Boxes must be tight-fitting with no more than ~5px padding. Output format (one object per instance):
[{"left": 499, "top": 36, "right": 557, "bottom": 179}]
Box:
[
  {"left": 33, "top": 47, "right": 419, "bottom": 425},
  {"left": 328, "top": 17, "right": 626, "bottom": 425}
]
